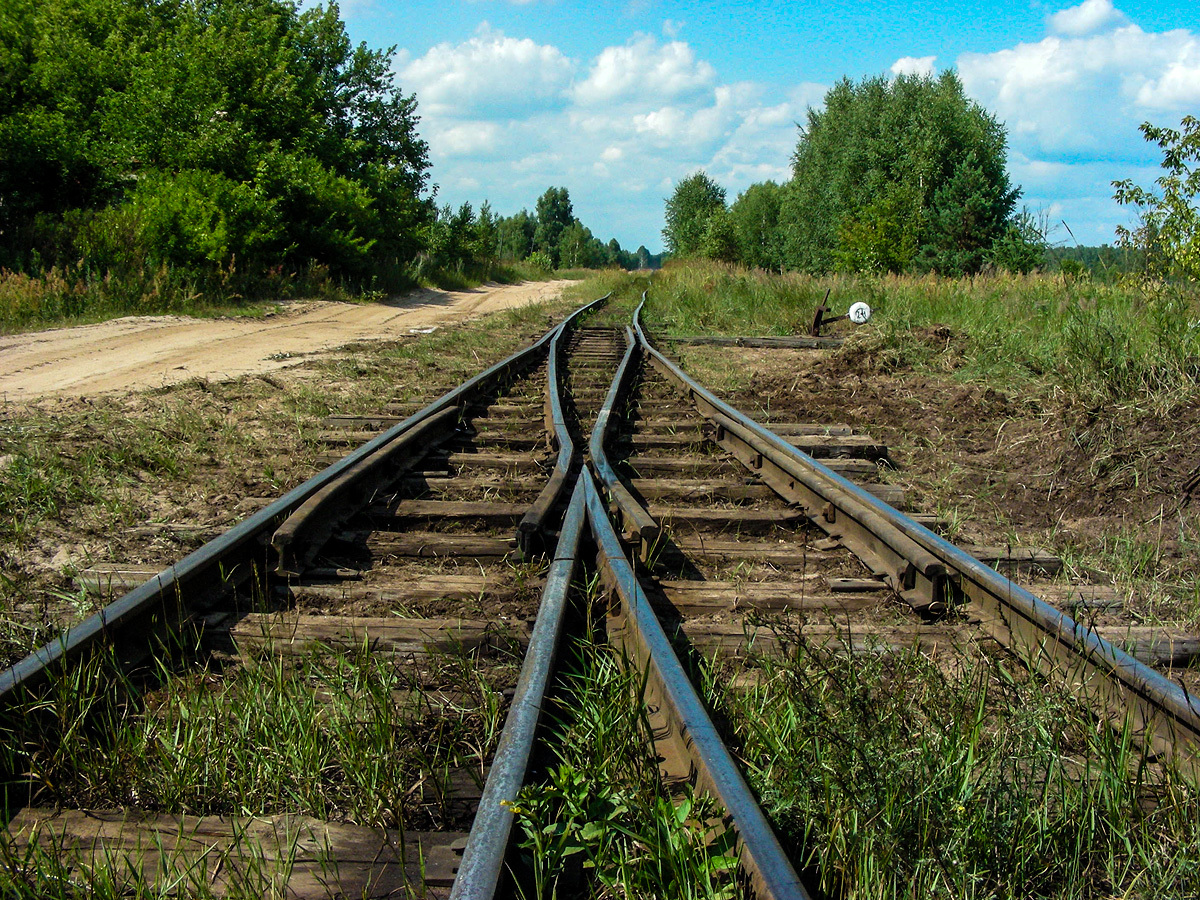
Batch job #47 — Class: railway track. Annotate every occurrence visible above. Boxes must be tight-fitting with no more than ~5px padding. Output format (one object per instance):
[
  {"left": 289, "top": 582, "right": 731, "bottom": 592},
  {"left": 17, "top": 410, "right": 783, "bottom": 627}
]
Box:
[{"left": 1, "top": 293, "right": 1197, "bottom": 898}]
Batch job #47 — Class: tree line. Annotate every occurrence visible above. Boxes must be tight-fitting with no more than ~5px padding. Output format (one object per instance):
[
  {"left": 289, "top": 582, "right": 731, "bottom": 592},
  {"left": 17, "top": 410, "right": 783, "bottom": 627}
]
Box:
[
  {"left": 0, "top": 0, "right": 652, "bottom": 318},
  {"left": 423, "top": 186, "right": 661, "bottom": 282},
  {"left": 663, "top": 72, "right": 1046, "bottom": 277}
]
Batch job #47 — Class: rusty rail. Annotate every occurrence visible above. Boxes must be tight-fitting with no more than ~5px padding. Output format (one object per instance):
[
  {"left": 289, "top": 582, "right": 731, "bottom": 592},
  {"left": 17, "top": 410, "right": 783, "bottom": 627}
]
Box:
[
  {"left": 0, "top": 296, "right": 606, "bottom": 705},
  {"left": 632, "top": 295, "right": 1200, "bottom": 764}
]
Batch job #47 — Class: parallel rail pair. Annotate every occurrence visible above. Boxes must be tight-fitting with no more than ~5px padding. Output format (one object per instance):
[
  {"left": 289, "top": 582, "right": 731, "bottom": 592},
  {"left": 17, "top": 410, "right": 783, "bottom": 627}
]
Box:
[{"left": 2, "top": 294, "right": 1197, "bottom": 900}]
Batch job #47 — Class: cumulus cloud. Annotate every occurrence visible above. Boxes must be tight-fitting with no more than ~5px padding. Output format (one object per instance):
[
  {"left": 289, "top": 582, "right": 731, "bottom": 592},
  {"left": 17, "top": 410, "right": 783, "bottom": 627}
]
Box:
[
  {"left": 1137, "top": 59, "right": 1200, "bottom": 108},
  {"left": 953, "top": 2, "right": 1199, "bottom": 243},
  {"left": 571, "top": 35, "right": 716, "bottom": 106},
  {"left": 1048, "top": 0, "right": 1128, "bottom": 36},
  {"left": 959, "top": 12, "right": 1200, "bottom": 157},
  {"left": 401, "top": 29, "right": 824, "bottom": 250},
  {"left": 891, "top": 56, "right": 937, "bottom": 77},
  {"left": 399, "top": 25, "right": 574, "bottom": 115}
]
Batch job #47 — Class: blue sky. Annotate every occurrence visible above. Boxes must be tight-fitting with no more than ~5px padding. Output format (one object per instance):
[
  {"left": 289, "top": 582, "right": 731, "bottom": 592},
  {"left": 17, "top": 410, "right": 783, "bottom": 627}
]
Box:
[{"left": 333, "top": 0, "right": 1199, "bottom": 253}]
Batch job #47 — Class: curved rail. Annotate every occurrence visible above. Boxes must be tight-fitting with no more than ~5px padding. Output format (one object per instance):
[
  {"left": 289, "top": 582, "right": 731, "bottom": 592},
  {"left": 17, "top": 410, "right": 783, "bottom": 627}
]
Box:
[
  {"left": 0, "top": 296, "right": 606, "bottom": 705},
  {"left": 516, "top": 295, "right": 608, "bottom": 554},
  {"left": 449, "top": 479, "right": 588, "bottom": 899},
  {"left": 589, "top": 326, "right": 660, "bottom": 556},
  {"left": 632, "top": 295, "right": 1200, "bottom": 763},
  {"left": 587, "top": 363, "right": 811, "bottom": 899}
]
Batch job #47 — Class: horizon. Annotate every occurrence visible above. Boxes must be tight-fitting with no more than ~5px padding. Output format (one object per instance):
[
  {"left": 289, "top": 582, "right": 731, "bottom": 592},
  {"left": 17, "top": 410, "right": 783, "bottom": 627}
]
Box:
[{"left": 328, "top": 0, "right": 1199, "bottom": 254}]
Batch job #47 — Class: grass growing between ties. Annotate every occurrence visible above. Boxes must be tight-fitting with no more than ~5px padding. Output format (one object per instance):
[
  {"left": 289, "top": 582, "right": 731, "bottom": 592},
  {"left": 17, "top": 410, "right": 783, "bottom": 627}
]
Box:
[
  {"left": 508, "top": 609, "right": 743, "bottom": 899},
  {"left": 703, "top": 631, "right": 1200, "bottom": 899},
  {"left": 1, "top": 641, "right": 513, "bottom": 831},
  {"left": 0, "top": 289, "right": 593, "bottom": 664},
  {"left": 645, "top": 260, "right": 1200, "bottom": 627}
]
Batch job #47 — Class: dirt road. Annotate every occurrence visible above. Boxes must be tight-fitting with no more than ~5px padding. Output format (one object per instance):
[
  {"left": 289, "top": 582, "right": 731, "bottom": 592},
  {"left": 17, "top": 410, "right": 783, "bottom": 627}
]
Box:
[{"left": 0, "top": 281, "right": 569, "bottom": 400}]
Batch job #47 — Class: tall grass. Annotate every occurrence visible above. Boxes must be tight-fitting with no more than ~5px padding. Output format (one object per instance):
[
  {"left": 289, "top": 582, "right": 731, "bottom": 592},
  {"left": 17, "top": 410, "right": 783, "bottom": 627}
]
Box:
[
  {"left": 509, "top": 594, "right": 741, "bottom": 899},
  {"left": 703, "top": 629, "right": 1200, "bottom": 899},
  {"left": 644, "top": 261, "right": 1200, "bottom": 404},
  {"left": 1, "top": 642, "right": 511, "bottom": 830},
  {"left": 0, "top": 262, "right": 331, "bottom": 333},
  {"left": 0, "top": 255, "right": 595, "bottom": 333}
]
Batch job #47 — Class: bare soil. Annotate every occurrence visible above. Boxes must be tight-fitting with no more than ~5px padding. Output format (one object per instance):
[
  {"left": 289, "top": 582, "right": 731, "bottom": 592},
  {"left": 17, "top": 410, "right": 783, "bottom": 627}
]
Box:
[
  {"left": 681, "top": 329, "right": 1200, "bottom": 625},
  {"left": 0, "top": 281, "right": 571, "bottom": 399}
]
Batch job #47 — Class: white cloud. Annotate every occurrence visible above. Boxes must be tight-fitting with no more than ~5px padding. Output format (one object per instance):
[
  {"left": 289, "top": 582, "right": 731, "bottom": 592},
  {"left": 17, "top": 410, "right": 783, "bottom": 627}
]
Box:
[
  {"left": 426, "top": 121, "right": 506, "bottom": 159},
  {"left": 403, "top": 27, "right": 832, "bottom": 251},
  {"left": 399, "top": 25, "right": 574, "bottom": 115},
  {"left": 1048, "top": 0, "right": 1128, "bottom": 37},
  {"left": 959, "top": 18, "right": 1200, "bottom": 157},
  {"left": 1137, "top": 60, "right": 1200, "bottom": 108},
  {"left": 890, "top": 55, "right": 937, "bottom": 77},
  {"left": 953, "top": 4, "right": 1200, "bottom": 244},
  {"left": 572, "top": 35, "right": 716, "bottom": 106}
]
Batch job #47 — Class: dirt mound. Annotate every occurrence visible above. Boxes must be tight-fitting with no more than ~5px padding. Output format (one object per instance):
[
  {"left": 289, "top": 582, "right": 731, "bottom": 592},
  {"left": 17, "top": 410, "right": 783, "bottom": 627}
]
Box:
[{"left": 707, "top": 339, "right": 1200, "bottom": 575}]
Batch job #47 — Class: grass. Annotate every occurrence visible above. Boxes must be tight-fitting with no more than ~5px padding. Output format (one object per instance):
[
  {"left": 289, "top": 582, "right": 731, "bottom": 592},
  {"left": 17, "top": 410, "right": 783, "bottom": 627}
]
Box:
[
  {"left": 702, "top": 629, "right": 1200, "bottom": 899},
  {"left": 508, "top": 585, "right": 742, "bottom": 900},
  {"left": 1, "top": 639, "right": 513, "bottom": 829},
  {"left": 644, "top": 260, "right": 1200, "bottom": 405},
  {"left": 646, "top": 260, "right": 1200, "bottom": 626},
  {"left": 0, "top": 638, "right": 514, "bottom": 896},
  {"left": 0, "top": 286, "right": 597, "bottom": 666},
  {"left": 0, "top": 256, "right": 594, "bottom": 335}
]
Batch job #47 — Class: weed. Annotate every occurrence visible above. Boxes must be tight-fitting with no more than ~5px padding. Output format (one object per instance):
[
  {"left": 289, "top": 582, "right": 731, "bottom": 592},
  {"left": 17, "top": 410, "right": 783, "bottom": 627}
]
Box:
[
  {"left": 509, "top": 588, "right": 743, "bottom": 900},
  {"left": 701, "top": 626, "right": 1200, "bottom": 898}
]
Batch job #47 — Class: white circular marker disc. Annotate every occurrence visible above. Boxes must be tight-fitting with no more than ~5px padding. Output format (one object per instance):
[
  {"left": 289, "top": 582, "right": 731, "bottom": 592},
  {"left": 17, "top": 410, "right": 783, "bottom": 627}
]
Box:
[{"left": 848, "top": 301, "right": 872, "bottom": 324}]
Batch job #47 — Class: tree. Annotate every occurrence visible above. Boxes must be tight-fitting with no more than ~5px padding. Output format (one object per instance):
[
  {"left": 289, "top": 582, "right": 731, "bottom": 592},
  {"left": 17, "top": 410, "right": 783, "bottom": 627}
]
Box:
[
  {"left": 533, "top": 186, "right": 573, "bottom": 266},
  {"left": 779, "top": 71, "right": 1018, "bottom": 275},
  {"left": 662, "top": 171, "right": 726, "bottom": 257},
  {"left": 557, "top": 220, "right": 594, "bottom": 269},
  {"left": 701, "top": 208, "right": 739, "bottom": 263},
  {"left": 729, "top": 181, "right": 784, "bottom": 270},
  {"left": 497, "top": 210, "right": 535, "bottom": 260},
  {"left": 1113, "top": 115, "right": 1200, "bottom": 281},
  {"left": 989, "top": 208, "right": 1047, "bottom": 274},
  {"left": 473, "top": 201, "right": 499, "bottom": 262},
  {"left": 0, "top": 0, "right": 431, "bottom": 281}
]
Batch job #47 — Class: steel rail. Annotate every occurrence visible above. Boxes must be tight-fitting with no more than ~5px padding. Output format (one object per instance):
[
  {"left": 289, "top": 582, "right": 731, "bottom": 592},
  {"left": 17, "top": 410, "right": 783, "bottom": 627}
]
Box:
[
  {"left": 631, "top": 296, "right": 1200, "bottom": 763},
  {"left": 0, "top": 296, "right": 606, "bottom": 705},
  {"left": 515, "top": 294, "right": 609, "bottom": 555},
  {"left": 449, "top": 478, "right": 588, "bottom": 899},
  {"left": 581, "top": 467, "right": 812, "bottom": 900},
  {"left": 588, "top": 325, "right": 660, "bottom": 556}
]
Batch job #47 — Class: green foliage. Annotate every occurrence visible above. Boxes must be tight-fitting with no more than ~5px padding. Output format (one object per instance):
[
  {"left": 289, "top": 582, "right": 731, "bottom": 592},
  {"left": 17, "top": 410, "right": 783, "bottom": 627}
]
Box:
[
  {"left": 1113, "top": 115, "right": 1200, "bottom": 281},
  {"left": 498, "top": 210, "right": 536, "bottom": 262},
  {"left": 649, "top": 260, "right": 1200, "bottom": 408},
  {"left": 663, "top": 171, "right": 727, "bottom": 258},
  {"left": 833, "top": 186, "right": 920, "bottom": 273},
  {"left": 780, "top": 71, "right": 1018, "bottom": 275},
  {"left": 534, "top": 186, "right": 574, "bottom": 267},
  {"left": 728, "top": 181, "right": 784, "bottom": 271},
  {"left": 700, "top": 208, "right": 739, "bottom": 263},
  {"left": 0, "top": 0, "right": 431, "bottom": 298},
  {"left": 2, "top": 644, "right": 511, "bottom": 829},
  {"left": 706, "top": 634, "right": 1200, "bottom": 899},
  {"left": 511, "top": 637, "right": 741, "bottom": 899},
  {"left": 989, "top": 208, "right": 1048, "bottom": 274}
]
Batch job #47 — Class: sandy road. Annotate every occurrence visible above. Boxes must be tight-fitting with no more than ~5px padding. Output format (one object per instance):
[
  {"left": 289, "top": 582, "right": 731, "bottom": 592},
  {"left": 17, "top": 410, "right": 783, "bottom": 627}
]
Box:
[{"left": 0, "top": 281, "right": 569, "bottom": 400}]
